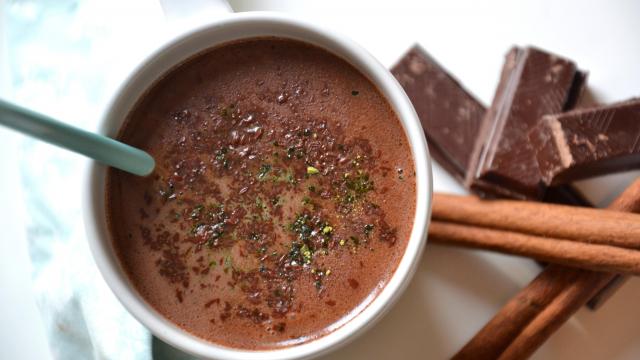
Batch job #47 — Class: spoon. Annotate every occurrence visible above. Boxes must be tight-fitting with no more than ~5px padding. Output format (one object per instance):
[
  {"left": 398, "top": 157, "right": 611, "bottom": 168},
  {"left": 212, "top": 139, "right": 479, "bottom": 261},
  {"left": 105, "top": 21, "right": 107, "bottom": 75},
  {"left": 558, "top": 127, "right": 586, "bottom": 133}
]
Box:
[{"left": 0, "top": 98, "right": 155, "bottom": 176}]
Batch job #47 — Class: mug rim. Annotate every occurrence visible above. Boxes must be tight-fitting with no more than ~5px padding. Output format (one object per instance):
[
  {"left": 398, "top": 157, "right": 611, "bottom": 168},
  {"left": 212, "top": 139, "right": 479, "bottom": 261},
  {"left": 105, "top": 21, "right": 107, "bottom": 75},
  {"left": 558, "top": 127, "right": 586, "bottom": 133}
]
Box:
[{"left": 84, "top": 11, "right": 432, "bottom": 360}]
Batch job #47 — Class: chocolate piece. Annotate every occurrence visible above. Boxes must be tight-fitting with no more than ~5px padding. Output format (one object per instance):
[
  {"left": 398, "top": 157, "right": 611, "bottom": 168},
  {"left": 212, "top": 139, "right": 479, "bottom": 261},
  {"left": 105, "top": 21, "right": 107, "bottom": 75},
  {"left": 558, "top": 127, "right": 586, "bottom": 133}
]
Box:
[
  {"left": 529, "top": 99, "right": 640, "bottom": 185},
  {"left": 392, "top": 45, "right": 486, "bottom": 182},
  {"left": 391, "top": 46, "right": 592, "bottom": 205},
  {"left": 466, "top": 47, "right": 587, "bottom": 199}
]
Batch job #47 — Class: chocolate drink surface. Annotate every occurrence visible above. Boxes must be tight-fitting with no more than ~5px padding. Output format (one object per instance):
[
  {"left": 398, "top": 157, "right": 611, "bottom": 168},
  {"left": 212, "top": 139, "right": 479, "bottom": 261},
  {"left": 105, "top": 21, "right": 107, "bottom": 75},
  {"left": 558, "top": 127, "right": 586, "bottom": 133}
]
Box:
[{"left": 106, "top": 38, "right": 416, "bottom": 349}]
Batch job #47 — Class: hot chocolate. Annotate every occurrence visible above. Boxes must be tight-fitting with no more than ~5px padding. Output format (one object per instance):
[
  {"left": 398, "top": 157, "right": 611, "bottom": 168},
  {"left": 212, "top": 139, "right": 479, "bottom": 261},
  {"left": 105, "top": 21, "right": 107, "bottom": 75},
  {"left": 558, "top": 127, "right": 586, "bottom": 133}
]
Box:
[{"left": 106, "top": 38, "right": 415, "bottom": 349}]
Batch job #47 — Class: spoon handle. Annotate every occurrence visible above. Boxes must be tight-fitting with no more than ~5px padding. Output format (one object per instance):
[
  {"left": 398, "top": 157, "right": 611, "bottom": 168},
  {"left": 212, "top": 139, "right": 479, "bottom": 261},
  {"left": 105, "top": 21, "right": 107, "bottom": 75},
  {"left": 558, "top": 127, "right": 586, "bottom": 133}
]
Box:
[{"left": 0, "top": 98, "right": 155, "bottom": 176}]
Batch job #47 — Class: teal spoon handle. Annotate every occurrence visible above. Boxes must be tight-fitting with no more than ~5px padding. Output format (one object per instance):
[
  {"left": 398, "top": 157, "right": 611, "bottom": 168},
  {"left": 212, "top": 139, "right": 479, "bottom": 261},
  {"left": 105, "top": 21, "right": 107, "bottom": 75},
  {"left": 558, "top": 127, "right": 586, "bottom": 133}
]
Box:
[{"left": 0, "top": 98, "right": 155, "bottom": 176}]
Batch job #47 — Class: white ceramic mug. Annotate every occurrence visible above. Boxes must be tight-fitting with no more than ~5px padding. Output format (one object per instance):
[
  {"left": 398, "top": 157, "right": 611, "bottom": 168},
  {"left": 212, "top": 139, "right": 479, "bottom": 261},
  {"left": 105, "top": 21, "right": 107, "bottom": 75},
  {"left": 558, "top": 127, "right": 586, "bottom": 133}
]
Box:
[{"left": 83, "top": 8, "right": 432, "bottom": 360}]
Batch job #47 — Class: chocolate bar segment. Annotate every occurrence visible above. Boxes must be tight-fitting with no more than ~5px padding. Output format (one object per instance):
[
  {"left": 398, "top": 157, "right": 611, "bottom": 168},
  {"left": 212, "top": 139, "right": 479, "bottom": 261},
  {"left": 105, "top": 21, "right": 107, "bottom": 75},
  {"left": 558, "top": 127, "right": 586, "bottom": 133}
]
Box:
[
  {"left": 392, "top": 45, "right": 486, "bottom": 182},
  {"left": 529, "top": 98, "right": 640, "bottom": 185},
  {"left": 466, "top": 47, "right": 587, "bottom": 199}
]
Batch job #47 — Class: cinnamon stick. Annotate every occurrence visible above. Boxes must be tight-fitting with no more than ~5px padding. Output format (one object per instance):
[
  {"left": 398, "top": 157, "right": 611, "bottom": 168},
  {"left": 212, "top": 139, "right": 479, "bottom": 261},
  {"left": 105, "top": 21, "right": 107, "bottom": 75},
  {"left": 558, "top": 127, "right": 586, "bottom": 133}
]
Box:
[
  {"left": 498, "top": 271, "right": 611, "bottom": 360},
  {"left": 583, "top": 178, "right": 640, "bottom": 308},
  {"left": 433, "top": 193, "right": 640, "bottom": 249},
  {"left": 451, "top": 265, "right": 594, "bottom": 360},
  {"left": 429, "top": 221, "right": 640, "bottom": 275},
  {"left": 452, "top": 178, "right": 640, "bottom": 359}
]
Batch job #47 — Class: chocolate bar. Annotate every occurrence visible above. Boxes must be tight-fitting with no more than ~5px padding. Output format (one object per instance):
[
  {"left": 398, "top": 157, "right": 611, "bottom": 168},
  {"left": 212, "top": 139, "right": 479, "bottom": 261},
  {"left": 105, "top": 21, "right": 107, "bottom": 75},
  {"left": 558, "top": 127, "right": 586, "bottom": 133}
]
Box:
[
  {"left": 391, "top": 45, "right": 486, "bottom": 182},
  {"left": 392, "top": 45, "right": 591, "bottom": 206},
  {"left": 529, "top": 98, "right": 640, "bottom": 185},
  {"left": 466, "top": 47, "right": 587, "bottom": 199}
]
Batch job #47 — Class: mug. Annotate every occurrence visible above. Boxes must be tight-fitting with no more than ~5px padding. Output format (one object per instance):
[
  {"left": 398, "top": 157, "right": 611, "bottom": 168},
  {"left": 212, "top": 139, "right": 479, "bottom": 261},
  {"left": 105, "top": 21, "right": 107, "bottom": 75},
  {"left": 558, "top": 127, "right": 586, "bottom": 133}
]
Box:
[{"left": 83, "top": 8, "right": 432, "bottom": 360}]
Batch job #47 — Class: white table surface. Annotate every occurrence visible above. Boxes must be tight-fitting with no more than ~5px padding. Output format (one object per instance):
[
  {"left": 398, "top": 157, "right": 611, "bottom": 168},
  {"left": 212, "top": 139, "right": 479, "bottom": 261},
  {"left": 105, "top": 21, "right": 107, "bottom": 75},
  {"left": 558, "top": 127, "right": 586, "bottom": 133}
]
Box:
[{"left": 1, "top": 0, "right": 640, "bottom": 359}]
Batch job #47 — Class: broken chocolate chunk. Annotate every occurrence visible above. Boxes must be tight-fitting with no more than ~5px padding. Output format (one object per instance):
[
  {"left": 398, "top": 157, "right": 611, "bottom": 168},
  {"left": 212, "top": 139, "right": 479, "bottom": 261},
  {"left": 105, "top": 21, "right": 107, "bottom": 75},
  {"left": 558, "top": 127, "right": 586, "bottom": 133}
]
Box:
[
  {"left": 529, "top": 98, "right": 640, "bottom": 185},
  {"left": 466, "top": 46, "right": 587, "bottom": 199},
  {"left": 392, "top": 45, "right": 486, "bottom": 182}
]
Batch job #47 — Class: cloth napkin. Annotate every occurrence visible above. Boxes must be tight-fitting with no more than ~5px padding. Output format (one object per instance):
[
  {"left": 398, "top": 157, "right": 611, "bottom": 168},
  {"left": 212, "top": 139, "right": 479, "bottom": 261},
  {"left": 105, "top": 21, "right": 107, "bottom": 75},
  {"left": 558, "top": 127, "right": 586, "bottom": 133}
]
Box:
[{"left": 6, "top": 0, "right": 183, "bottom": 358}]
